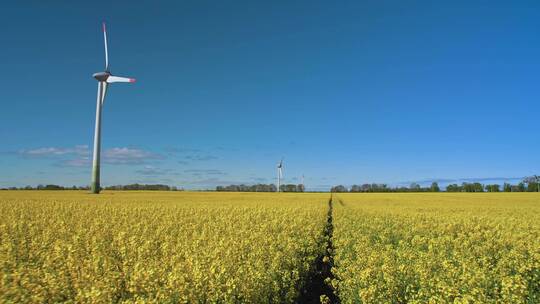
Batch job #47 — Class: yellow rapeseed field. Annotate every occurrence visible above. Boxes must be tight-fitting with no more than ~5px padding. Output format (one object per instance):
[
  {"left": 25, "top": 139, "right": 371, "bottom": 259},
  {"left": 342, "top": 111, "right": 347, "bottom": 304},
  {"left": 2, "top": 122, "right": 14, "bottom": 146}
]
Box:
[
  {"left": 0, "top": 191, "right": 328, "bottom": 303},
  {"left": 331, "top": 193, "right": 540, "bottom": 304},
  {"left": 1, "top": 191, "right": 539, "bottom": 303}
]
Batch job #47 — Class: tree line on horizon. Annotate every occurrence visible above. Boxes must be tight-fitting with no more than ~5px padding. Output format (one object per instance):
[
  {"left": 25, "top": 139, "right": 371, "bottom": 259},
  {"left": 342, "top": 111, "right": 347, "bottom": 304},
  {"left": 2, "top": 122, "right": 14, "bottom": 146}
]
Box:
[
  {"left": 104, "top": 184, "right": 183, "bottom": 191},
  {"left": 2, "top": 176, "right": 538, "bottom": 193},
  {"left": 331, "top": 177, "right": 539, "bottom": 193}
]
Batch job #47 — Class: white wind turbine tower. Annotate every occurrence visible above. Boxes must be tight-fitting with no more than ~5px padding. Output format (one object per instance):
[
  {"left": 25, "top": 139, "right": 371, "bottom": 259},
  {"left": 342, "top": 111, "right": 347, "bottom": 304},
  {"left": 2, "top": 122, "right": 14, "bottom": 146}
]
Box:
[
  {"left": 90, "top": 22, "right": 136, "bottom": 194},
  {"left": 277, "top": 158, "right": 283, "bottom": 192}
]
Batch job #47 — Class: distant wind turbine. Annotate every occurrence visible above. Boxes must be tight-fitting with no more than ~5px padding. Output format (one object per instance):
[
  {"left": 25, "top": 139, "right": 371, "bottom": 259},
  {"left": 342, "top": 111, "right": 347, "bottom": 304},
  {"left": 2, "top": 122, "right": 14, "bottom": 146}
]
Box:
[
  {"left": 277, "top": 158, "right": 283, "bottom": 192},
  {"left": 91, "top": 22, "right": 136, "bottom": 194}
]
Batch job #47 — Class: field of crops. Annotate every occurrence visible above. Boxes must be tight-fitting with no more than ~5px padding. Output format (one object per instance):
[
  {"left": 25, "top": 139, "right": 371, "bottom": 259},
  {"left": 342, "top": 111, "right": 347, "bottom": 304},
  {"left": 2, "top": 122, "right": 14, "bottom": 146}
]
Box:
[
  {"left": 331, "top": 193, "right": 540, "bottom": 303},
  {"left": 1, "top": 191, "right": 539, "bottom": 303},
  {"left": 0, "top": 191, "right": 328, "bottom": 303}
]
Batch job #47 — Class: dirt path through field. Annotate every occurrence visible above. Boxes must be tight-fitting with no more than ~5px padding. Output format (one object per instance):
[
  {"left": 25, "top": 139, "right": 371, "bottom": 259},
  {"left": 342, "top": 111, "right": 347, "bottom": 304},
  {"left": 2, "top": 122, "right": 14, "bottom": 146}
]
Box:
[{"left": 297, "top": 195, "right": 340, "bottom": 303}]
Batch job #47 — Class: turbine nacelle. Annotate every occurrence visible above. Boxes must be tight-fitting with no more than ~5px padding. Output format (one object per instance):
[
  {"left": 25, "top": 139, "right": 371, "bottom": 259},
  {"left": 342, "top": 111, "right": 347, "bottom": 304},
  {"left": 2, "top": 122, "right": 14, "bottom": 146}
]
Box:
[
  {"left": 93, "top": 71, "right": 110, "bottom": 82},
  {"left": 93, "top": 71, "right": 136, "bottom": 83}
]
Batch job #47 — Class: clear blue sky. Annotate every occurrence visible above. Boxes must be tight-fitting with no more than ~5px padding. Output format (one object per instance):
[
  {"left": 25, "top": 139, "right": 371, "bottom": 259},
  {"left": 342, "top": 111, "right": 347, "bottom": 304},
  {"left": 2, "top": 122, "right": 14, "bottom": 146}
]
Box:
[{"left": 1, "top": 1, "right": 538, "bottom": 190}]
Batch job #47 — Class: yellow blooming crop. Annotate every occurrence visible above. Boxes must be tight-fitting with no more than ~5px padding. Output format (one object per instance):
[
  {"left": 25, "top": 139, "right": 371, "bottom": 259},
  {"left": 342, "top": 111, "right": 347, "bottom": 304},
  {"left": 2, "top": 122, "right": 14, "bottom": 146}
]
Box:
[
  {"left": 1, "top": 191, "right": 539, "bottom": 303},
  {"left": 0, "top": 191, "right": 328, "bottom": 303},
  {"left": 331, "top": 193, "right": 540, "bottom": 304}
]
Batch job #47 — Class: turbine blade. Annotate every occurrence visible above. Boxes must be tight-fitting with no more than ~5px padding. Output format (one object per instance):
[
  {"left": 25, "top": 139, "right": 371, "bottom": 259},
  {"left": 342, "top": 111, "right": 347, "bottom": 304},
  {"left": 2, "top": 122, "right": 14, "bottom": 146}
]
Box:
[
  {"left": 107, "top": 76, "right": 136, "bottom": 83},
  {"left": 103, "top": 22, "right": 109, "bottom": 71},
  {"left": 100, "top": 82, "right": 108, "bottom": 106}
]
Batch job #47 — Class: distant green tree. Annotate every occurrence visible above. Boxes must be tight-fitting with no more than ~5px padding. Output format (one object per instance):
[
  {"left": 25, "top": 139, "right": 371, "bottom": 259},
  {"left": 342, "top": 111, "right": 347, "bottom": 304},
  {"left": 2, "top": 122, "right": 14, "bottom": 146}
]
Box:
[
  {"left": 461, "top": 182, "right": 484, "bottom": 192},
  {"left": 410, "top": 183, "right": 421, "bottom": 191},
  {"left": 473, "top": 183, "right": 484, "bottom": 192},
  {"left": 446, "top": 184, "right": 461, "bottom": 192},
  {"left": 462, "top": 183, "right": 473, "bottom": 192},
  {"left": 430, "top": 182, "right": 440, "bottom": 192},
  {"left": 331, "top": 185, "right": 348, "bottom": 193},
  {"left": 527, "top": 182, "right": 539, "bottom": 192},
  {"left": 524, "top": 175, "right": 540, "bottom": 192},
  {"left": 282, "top": 184, "right": 297, "bottom": 192},
  {"left": 503, "top": 183, "right": 512, "bottom": 192},
  {"left": 43, "top": 184, "right": 64, "bottom": 190},
  {"left": 360, "top": 184, "right": 372, "bottom": 192},
  {"left": 485, "top": 184, "right": 500, "bottom": 192},
  {"left": 217, "top": 184, "right": 276, "bottom": 192},
  {"left": 350, "top": 185, "right": 361, "bottom": 192}
]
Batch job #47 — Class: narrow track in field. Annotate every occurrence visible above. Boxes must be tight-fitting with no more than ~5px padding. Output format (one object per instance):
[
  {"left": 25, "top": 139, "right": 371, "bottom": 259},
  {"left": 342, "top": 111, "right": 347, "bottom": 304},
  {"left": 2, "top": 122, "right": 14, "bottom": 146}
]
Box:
[{"left": 296, "top": 195, "right": 340, "bottom": 303}]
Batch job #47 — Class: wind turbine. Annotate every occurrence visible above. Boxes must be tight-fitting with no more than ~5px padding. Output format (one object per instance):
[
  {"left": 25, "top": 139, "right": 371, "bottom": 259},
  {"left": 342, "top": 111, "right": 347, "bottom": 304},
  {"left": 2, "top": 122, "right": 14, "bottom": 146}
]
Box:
[
  {"left": 277, "top": 158, "right": 283, "bottom": 192},
  {"left": 90, "top": 22, "right": 136, "bottom": 194}
]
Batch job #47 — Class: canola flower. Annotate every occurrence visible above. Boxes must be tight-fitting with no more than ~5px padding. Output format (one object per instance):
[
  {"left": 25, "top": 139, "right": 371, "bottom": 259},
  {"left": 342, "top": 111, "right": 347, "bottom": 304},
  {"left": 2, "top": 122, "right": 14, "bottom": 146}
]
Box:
[
  {"left": 331, "top": 193, "right": 540, "bottom": 304},
  {"left": 2, "top": 191, "right": 539, "bottom": 303},
  {"left": 0, "top": 191, "right": 328, "bottom": 303}
]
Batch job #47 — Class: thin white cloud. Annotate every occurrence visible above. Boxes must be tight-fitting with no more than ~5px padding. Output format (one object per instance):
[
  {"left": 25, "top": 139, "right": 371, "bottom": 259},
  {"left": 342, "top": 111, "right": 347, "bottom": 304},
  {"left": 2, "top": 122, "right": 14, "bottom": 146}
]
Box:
[
  {"left": 182, "top": 178, "right": 242, "bottom": 187},
  {"left": 136, "top": 165, "right": 173, "bottom": 176},
  {"left": 62, "top": 157, "right": 91, "bottom": 167},
  {"left": 162, "top": 146, "right": 219, "bottom": 164},
  {"left": 252, "top": 177, "right": 269, "bottom": 183},
  {"left": 184, "top": 155, "right": 218, "bottom": 161},
  {"left": 19, "top": 145, "right": 89, "bottom": 157},
  {"left": 165, "top": 147, "right": 202, "bottom": 154},
  {"left": 102, "top": 147, "right": 164, "bottom": 165},
  {"left": 18, "top": 145, "right": 164, "bottom": 167},
  {"left": 184, "top": 169, "right": 226, "bottom": 176}
]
